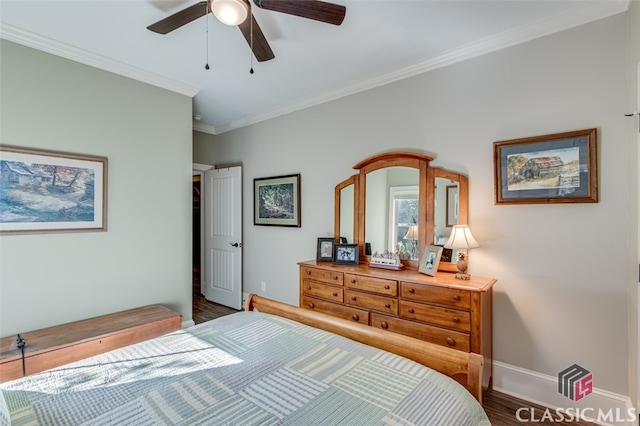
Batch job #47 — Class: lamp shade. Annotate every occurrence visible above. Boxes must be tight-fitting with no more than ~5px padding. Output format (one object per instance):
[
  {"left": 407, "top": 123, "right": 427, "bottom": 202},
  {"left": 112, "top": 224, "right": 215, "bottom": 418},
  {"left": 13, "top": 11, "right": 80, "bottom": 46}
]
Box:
[
  {"left": 444, "top": 225, "right": 479, "bottom": 249},
  {"left": 211, "top": 0, "right": 249, "bottom": 26},
  {"left": 403, "top": 225, "right": 418, "bottom": 240}
]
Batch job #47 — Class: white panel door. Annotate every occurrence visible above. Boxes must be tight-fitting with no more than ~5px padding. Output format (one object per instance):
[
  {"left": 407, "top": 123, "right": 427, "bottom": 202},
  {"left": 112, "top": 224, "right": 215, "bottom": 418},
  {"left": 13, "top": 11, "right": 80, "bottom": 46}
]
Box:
[{"left": 203, "top": 166, "right": 242, "bottom": 310}]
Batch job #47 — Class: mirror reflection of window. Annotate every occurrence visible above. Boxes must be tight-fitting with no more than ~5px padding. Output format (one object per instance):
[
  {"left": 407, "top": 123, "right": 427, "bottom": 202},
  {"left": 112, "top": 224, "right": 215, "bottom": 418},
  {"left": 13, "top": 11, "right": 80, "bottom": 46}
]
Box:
[
  {"left": 389, "top": 186, "right": 419, "bottom": 259},
  {"left": 366, "top": 167, "right": 419, "bottom": 257}
]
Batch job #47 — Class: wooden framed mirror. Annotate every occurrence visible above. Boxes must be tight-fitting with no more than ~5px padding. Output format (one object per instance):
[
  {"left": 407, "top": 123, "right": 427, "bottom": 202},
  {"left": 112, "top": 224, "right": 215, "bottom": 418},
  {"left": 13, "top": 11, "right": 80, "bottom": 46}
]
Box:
[
  {"left": 334, "top": 151, "right": 469, "bottom": 271},
  {"left": 334, "top": 175, "right": 358, "bottom": 244}
]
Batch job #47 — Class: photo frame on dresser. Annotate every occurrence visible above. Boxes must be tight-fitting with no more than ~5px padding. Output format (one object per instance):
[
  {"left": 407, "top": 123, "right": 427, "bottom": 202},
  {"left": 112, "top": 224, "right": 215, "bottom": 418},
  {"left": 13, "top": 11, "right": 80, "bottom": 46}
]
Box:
[
  {"left": 316, "top": 238, "right": 335, "bottom": 262},
  {"left": 418, "top": 245, "right": 443, "bottom": 276},
  {"left": 333, "top": 243, "right": 359, "bottom": 264}
]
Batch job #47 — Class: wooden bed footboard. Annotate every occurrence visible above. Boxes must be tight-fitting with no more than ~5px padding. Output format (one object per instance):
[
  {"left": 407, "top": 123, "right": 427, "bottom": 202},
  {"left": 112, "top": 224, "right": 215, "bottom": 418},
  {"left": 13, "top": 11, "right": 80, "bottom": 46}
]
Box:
[{"left": 244, "top": 294, "right": 483, "bottom": 403}]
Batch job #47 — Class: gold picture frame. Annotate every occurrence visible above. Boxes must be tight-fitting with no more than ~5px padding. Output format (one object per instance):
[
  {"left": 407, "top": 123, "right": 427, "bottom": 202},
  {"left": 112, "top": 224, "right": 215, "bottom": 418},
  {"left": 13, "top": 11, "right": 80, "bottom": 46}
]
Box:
[
  {"left": 0, "top": 145, "right": 107, "bottom": 234},
  {"left": 494, "top": 128, "right": 598, "bottom": 204}
]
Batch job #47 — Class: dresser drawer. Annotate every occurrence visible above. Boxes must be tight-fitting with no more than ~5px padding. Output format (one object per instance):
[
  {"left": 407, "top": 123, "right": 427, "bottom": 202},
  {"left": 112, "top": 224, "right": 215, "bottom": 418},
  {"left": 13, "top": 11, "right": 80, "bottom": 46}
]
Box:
[
  {"left": 301, "top": 296, "right": 369, "bottom": 324},
  {"left": 400, "top": 282, "right": 471, "bottom": 310},
  {"left": 344, "top": 273, "right": 397, "bottom": 296},
  {"left": 371, "top": 314, "right": 470, "bottom": 351},
  {"left": 345, "top": 289, "right": 398, "bottom": 315},
  {"left": 301, "top": 266, "right": 344, "bottom": 286},
  {"left": 302, "top": 280, "right": 343, "bottom": 303},
  {"left": 399, "top": 300, "right": 471, "bottom": 332}
]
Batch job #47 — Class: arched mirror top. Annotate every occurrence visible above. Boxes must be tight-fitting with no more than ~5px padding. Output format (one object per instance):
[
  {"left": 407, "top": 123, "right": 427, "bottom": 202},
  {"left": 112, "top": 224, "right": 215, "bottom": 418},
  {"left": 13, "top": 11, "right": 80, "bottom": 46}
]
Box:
[
  {"left": 352, "top": 151, "right": 434, "bottom": 173},
  {"left": 335, "top": 151, "right": 468, "bottom": 272}
]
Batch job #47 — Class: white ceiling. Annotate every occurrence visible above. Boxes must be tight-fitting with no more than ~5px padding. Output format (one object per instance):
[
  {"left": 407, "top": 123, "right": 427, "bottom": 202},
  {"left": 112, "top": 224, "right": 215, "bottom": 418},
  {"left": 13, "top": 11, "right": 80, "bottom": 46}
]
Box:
[{"left": 0, "top": 0, "right": 629, "bottom": 134}]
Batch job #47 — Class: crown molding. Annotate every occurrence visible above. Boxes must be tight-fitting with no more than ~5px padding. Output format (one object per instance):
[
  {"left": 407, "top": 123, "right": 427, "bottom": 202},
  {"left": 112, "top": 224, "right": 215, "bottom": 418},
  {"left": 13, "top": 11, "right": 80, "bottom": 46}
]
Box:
[
  {"left": 206, "top": 0, "right": 628, "bottom": 135},
  {"left": 1, "top": 0, "right": 628, "bottom": 136},
  {"left": 0, "top": 23, "right": 200, "bottom": 98}
]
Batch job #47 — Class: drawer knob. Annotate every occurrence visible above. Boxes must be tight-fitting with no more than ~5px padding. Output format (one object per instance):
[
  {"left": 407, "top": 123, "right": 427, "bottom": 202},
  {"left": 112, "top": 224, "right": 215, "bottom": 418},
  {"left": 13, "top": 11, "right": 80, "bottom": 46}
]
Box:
[
  {"left": 380, "top": 321, "right": 389, "bottom": 329},
  {"left": 453, "top": 317, "right": 460, "bottom": 323},
  {"left": 408, "top": 308, "right": 415, "bottom": 314},
  {"left": 306, "top": 270, "right": 311, "bottom": 275},
  {"left": 384, "top": 285, "right": 390, "bottom": 289},
  {"left": 446, "top": 337, "right": 456, "bottom": 346},
  {"left": 408, "top": 288, "right": 415, "bottom": 294},
  {"left": 351, "top": 296, "right": 357, "bottom": 301},
  {"left": 309, "top": 303, "right": 315, "bottom": 309},
  {"left": 307, "top": 285, "right": 311, "bottom": 290},
  {"left": 333, "top": 275, "right": 339, "bottom": 280},
  {"left": 453, "top": 295, "right": 461, "bottom": 301},
  {"left": 351, "top": 279, "right": 356, "bottom": 283},
  {"left": 384, "top": 303, "right": 390, "bottom": 308},
  {"left": 333, "top": 292, "right": 338, "bottom": 297},
  {"left": 352, "top": 314, "right": 359, "bottom": 321}
]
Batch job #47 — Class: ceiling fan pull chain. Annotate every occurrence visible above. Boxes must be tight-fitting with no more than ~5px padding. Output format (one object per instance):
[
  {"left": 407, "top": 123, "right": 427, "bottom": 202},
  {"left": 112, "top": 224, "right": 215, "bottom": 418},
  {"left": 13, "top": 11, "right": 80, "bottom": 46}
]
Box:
[
  {"left": 249, "top": 5, "right": 254, "bottom": 74},
  {"left": 205, "top": 3, "right": 210, "bottom": 70}
]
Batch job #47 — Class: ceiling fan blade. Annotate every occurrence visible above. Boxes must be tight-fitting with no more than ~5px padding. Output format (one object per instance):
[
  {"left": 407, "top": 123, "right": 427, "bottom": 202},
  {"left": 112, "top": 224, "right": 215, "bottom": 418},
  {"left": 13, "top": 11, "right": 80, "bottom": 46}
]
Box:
[
  {"left": 147, "top": 1, "right": 209, "bottom": 34},
  {"left": 238, "top": 15, "right": 275, "bottom": 62},
  {"left": 253, "top": 0, "right": 345, "bottom": 26}
]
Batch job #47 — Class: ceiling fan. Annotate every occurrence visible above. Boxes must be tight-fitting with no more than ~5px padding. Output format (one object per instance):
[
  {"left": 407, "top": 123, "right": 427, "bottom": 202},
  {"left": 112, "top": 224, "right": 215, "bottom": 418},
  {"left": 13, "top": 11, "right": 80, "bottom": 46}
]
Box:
[{"left": 147, "top": 0, "right": 347, "bottom": 62}]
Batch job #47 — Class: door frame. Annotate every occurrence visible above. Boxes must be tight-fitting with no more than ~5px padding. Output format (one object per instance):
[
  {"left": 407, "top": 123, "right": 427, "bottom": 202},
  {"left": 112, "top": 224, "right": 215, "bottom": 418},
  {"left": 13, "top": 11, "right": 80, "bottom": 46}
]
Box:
[{"left": 193, "top": 163, "right": 214, "bottom": 295}]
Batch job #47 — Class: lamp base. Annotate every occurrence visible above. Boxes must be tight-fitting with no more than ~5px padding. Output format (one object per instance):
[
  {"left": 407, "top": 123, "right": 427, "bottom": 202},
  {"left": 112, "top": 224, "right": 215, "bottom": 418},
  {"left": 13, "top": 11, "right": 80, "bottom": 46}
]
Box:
[{"left": 455, "top": 254, "right": 471, "bottom": 280}]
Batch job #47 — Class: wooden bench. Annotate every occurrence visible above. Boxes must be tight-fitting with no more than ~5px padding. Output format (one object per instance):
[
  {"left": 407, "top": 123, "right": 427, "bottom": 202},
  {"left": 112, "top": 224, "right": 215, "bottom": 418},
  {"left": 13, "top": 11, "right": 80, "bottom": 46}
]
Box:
[{"left": 0, "top": 304, "right": 181, "bottom": 383}]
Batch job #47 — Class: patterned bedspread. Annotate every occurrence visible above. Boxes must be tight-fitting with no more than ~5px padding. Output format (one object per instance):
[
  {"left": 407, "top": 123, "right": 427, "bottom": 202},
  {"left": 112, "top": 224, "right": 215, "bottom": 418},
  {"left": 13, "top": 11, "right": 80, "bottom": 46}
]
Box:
[{"left": 0, "top": 311, "right": 490, "bottom": 425}]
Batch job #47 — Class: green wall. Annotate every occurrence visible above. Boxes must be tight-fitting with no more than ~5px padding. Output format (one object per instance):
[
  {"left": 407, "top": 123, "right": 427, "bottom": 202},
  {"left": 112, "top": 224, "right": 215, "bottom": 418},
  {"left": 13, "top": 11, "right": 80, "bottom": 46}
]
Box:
[{"left": 0, "top": 40, "right": 194, "bottom": 335}]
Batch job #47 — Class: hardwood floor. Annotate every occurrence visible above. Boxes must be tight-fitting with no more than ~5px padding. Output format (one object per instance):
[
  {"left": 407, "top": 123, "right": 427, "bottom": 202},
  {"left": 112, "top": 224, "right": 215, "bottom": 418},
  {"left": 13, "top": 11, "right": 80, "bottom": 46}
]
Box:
[
  {"left": 192, "top": 271, "right": 594, "bottom": 426},
  {"left": 192, "top": 268, "right": 239, "bottom": 324}
]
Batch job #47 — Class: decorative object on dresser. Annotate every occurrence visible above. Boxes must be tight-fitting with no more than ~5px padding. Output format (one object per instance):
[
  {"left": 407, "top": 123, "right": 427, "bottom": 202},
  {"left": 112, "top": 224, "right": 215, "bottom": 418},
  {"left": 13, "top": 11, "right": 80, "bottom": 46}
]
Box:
[
  {"left": 253, "top": 173, "right": 301, "bottom": 227},
  {"left": 444, "top": 225, "right": 480, "bottom": 280},
  {"left": 333, "top": 243, "right": 359, "bottom": 264},
  {"left": 316, "top": 237, "right": 334, "bottom": 262},
  {"left": 369, "top": 250, "right": 405, "bottom": 270},
  {"left": 418, "top": 245, "right": 443, "bottom": 276},
  {"left": 493, "top": 128, "right": 598, "bottom": 204},
  {"left": 0, "top": 145, "right": 108, "bottom": 235},
  {"left": 298, "top": 260, "right": 496, "bottom": 389}
]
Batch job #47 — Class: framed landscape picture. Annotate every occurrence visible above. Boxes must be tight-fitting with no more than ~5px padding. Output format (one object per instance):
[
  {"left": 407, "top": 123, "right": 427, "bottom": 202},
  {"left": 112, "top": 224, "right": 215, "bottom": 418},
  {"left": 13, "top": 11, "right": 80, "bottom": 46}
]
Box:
[
  {"left": 494, "top": 128, "right": 598, "bottom": 204},
  {"left": 0, "top": 146, "right": 107, "bottom": 234},
  {"left": 254, "top": 173, "right": 301, "bottom": 227}
]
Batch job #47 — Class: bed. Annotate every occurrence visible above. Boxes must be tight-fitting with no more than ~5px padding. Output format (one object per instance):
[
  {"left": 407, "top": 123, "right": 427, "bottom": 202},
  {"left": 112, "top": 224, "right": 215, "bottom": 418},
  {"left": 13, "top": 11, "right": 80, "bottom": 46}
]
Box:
[{"left": 0, "top": 295, "right": 490, "bottom": 425}]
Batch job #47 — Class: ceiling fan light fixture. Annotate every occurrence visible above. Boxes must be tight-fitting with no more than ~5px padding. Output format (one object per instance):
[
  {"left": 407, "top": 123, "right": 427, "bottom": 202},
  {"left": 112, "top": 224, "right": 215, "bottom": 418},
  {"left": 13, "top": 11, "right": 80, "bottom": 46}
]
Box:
[{"left": 211, "top": 0, "right": 249, "bottom": 26}]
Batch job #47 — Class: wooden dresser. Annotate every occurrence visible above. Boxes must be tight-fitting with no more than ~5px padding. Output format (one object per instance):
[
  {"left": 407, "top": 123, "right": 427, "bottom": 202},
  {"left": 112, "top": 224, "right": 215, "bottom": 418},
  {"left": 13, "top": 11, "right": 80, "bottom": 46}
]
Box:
[{"left": 299, "top": 260, "right": 496, "bottom": 388}]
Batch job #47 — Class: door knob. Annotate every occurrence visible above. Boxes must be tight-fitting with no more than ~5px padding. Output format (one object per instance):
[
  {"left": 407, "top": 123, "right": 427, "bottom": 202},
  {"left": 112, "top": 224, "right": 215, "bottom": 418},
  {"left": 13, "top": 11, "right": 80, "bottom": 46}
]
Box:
[{"left": 230, "top": 242, "right": 242, "bottom": 247}]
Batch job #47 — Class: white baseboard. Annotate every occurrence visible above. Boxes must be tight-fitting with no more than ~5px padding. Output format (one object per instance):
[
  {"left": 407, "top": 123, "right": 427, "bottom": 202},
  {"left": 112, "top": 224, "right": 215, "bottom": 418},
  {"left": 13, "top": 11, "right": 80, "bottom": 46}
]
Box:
[
  {"left": 181, "top": 319, "right": 195, "bottom": 329},
  {"left": 493, "top": 361, "right": 638, "bottom": 426}
]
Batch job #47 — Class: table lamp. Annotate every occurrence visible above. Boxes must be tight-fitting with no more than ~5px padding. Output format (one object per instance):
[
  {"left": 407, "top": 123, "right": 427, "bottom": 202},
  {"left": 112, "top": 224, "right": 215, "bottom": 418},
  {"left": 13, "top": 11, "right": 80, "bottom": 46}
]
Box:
[
  {"left": 403, "top": 225, "right": 419, "bottom": 259},
  {"left": 444, "top": 225, "right": 479, "bottom": 280}
]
